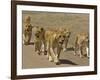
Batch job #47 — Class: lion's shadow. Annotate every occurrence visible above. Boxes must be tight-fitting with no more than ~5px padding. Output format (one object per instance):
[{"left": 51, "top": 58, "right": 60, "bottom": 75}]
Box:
[
  {"left": 29, "top": 42, "right": 34, "bottom": 45},
  {"left": 66, "top": 47, "right": 74, "bottom": 51},
  {"left": 60, "top": 59, "right": 78, "bottom": 65}
]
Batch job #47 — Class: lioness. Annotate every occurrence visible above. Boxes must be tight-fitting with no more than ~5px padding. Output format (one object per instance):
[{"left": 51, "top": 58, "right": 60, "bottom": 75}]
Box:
[
  {"left": 60, "top": 28, "right": 71, "bottom": 51},
  {"left": 23, "top": 16, "right": 33, "bottom": 45},
  {"left": 33, "top": 26, "right": 46, "bottom": 55},
  {"left": 44, "top": 30, "right": 66, "bottom": 65},
  {"left": 74, "top": 32, "right": 89, "bottom": 58}
]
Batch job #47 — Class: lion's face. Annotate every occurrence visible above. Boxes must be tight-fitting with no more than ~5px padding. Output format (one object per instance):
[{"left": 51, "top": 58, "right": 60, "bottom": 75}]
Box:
[
  {"left": 63, "top": 28, "right": 71, "bottom": 38},
  {"left": 33, "top": 26, "right": 45, "bottom": 39},
  {"left": 58, "top": 28, "right": 71, "bottom": 38},
  {"left": 56, "top": 33, "right": 66, "bottom": 46},
  {"left": 56, "top": 28, "right": 71, "bottom": 46}
]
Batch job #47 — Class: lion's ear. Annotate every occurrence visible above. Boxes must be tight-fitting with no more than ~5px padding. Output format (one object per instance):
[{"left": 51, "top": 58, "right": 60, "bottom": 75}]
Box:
[{"left": 55, "top": 34, "right": 60, "bottom": 39}]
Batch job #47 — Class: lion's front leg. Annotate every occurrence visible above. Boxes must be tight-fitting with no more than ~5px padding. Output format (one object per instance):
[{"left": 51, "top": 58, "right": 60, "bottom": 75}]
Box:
[
  {"left": 45, "top": 42, "right": 50, "bottom": 57},
  {"left": 63, "top": 38, "right": 68, "bottom": 52},
  {"left": 48, "top": 47, "right": 54, "bottom": 62},
  {"left": 74, "top": 42, "right": 79, "bottom": 56},
  {"left": 86, "top": 47, "right": 89, "bottom": 58},
  {"left": 27, "top": 32, "right": 32, "bottom": 44},
  {"left": 34, "top": 40, "right": 42, "bottom": 55},
  {"left": 43, "top": 40, "right": 47, "bottom": 55},
  {"left": 23, "top": 32, "right": 29, "bottom": 45},
  {"left": 79, "top": 45, "right": 83, "bottom": 58},
  {"left": 49, "top": 47, "right": 60, "bottom": 65},
  {"left": 81, "top": 46, "right": 89, "bottom": 58},
  {"left": 56, "top": 46, "right": 62, "bottom": 65},
  {"left": 23, "top": 32, "right": 32, "bottom": 45},
  {"left": 57, "top": 46, "right": 62, "bottom": 59},
  {"left": 23, "top": 34, "right": 26, "bottom": 45}
]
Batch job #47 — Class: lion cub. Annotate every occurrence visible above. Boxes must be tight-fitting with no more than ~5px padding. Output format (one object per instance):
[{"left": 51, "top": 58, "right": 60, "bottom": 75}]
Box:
[{"left": 74, "top": 32, "right": 89, "bottom": 58}]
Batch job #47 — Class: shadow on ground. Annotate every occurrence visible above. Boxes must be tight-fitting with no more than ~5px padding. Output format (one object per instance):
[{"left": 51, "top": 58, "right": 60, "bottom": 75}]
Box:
[
  {"left": 67, "top": 47, "right": 74, "bottom": 51},
  {"left": 60, "top": 59, "right": 78, "bottom": 65}
]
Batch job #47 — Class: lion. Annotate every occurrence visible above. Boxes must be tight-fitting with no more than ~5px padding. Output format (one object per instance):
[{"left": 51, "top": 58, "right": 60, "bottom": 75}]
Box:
[
  {"left": 32, "top": 26, "right": 46, "bottom": 55},
  {"left": 23, "top": 16, "right": 33, "bottom": 45},
  {"left": 44, "top": 29, "right": 66, "bottom": 65},
  {"left": 74, "top": 32, "right": 89, "bottom": 58},
  {"left": 59, "top": 28, "right": 71, "bottom": 51}
]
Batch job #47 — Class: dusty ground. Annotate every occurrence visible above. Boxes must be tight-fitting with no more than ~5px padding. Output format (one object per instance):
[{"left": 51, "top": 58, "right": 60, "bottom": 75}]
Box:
[{"left": 22, "top": 11, "right": 89, "bottom": 69}]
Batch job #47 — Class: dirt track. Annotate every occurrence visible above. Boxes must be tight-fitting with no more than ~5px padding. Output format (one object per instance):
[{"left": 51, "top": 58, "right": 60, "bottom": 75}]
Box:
[
  {"left": 22, "top": 11, "right": 89, "bottom": 69},
  {"left": 22, "top": 44, "right": 89, "bottom": 69}
]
